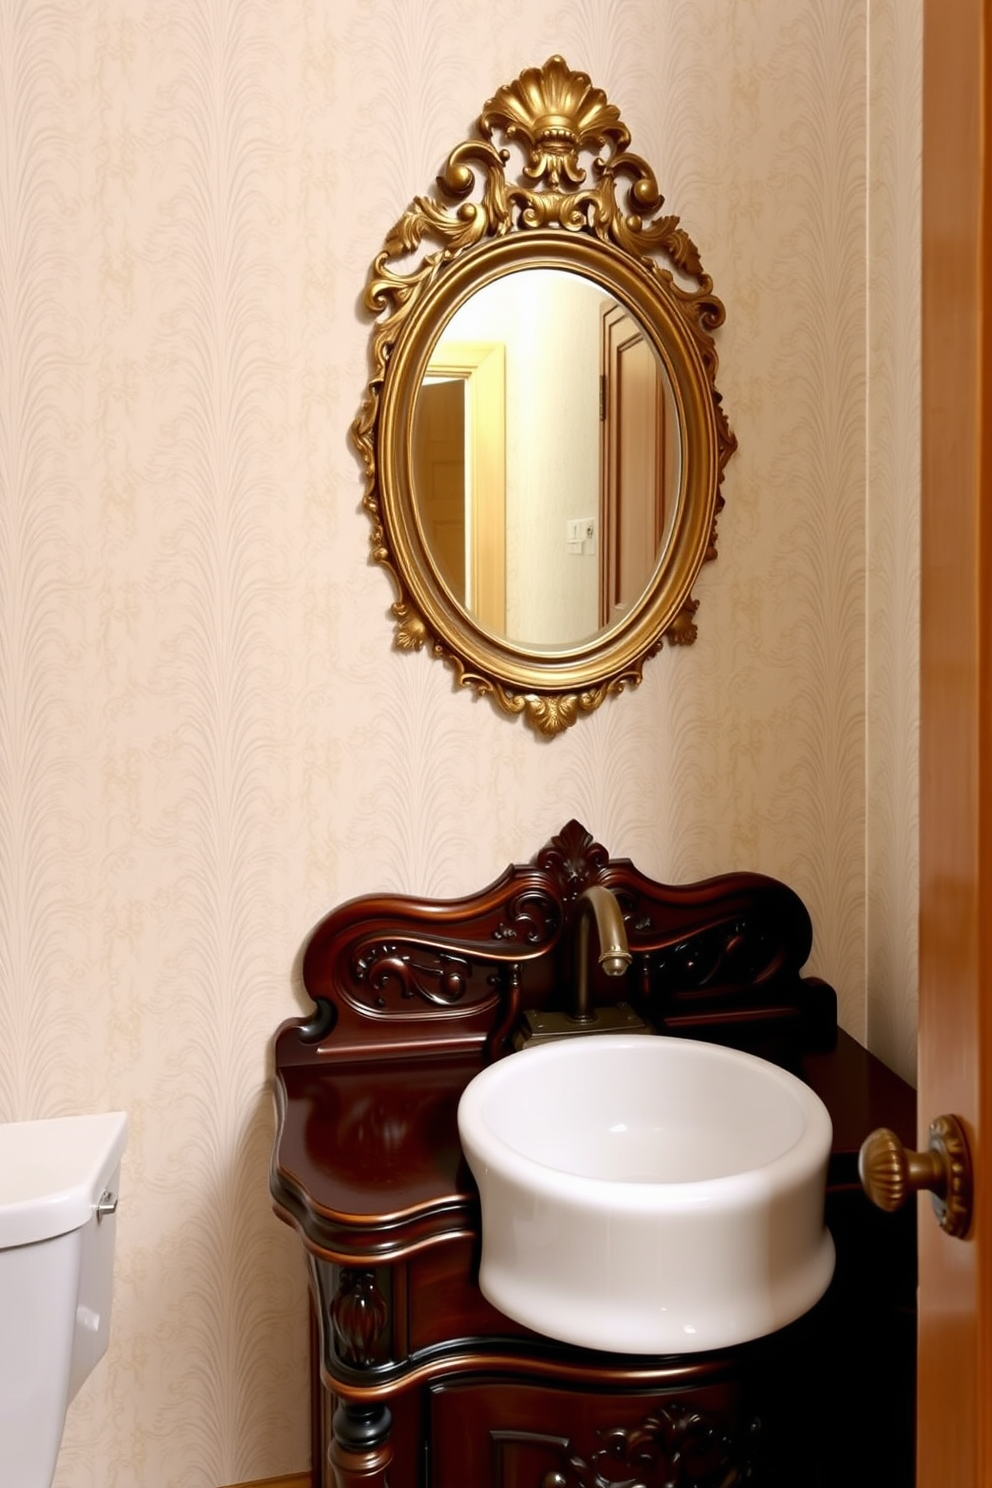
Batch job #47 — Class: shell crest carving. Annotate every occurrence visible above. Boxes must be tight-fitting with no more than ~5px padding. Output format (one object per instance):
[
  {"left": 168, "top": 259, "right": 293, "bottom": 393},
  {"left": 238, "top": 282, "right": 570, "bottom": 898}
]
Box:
[
  {"left": 479, "top": 55, "right": 628, "bottom": 190},
  {"left": 361, "top": 56, "right": 716, "bottom": 361},
  {"left": 537, "top": 819, "right": 610, "bottom": 904}
]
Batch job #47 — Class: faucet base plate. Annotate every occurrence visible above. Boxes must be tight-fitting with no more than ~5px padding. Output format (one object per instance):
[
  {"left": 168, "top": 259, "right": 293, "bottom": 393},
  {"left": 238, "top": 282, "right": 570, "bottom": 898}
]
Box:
[{"left": 512, "top": 1002, "right": 651, "bottom": 1049}]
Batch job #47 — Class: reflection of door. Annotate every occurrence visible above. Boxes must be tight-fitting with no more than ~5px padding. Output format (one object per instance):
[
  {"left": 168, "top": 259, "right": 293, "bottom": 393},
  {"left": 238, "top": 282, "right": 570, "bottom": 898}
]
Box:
[
  {"left": 412, "top": 379, "right": 466, "bottom": 601},
  {"left": 599, "top": 303, "right": 667, "bottom": 628},
  {"left": 418, "top": 343, "right": 506, "bottom": 634},
  {"left": 917, "top": 3, "right": 989, "bottom": 1484}
]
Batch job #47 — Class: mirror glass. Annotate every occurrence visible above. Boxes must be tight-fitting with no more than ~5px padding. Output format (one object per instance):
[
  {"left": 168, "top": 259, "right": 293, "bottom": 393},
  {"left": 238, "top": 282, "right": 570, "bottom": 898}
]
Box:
[{"left": 412, "top": 268, "right": 682, "bottom": 650}]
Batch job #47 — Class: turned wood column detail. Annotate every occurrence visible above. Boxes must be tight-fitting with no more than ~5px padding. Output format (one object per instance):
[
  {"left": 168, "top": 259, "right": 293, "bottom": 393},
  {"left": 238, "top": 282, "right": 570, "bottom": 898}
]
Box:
[
  {"left": 328, "top": 1401, "right": 393, "bottom": 1488},
  {"left": 329, "top": 1268, "right": 390, "bottom": 1367},
  {"left": 320, "top": 1269, "right": 394, "bottom": 1487}
]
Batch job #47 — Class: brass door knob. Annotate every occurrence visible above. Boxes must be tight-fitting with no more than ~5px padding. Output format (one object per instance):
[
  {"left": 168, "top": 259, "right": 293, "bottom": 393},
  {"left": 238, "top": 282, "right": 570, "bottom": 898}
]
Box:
[{"left": 859, "top": 1114, "right": 973, "bottom": 1239}]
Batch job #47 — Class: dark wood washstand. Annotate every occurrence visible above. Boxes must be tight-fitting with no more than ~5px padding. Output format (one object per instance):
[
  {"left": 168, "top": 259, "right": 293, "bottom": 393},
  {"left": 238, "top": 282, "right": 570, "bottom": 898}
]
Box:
[{"left": 270, "top": 821, "right": 917, "bottom": 1488}]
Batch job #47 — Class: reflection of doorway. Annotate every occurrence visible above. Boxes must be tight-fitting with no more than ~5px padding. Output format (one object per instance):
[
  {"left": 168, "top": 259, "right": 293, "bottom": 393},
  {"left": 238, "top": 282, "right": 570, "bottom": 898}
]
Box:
[
  {"left": 599, "top": 303, "right": 672, "bottom": 628},
  {"left": 412, "top": 343, "right": 506, "bottom": 634},
  {"left": 414, "top": 378, "right": 466, "bottom": 597}
]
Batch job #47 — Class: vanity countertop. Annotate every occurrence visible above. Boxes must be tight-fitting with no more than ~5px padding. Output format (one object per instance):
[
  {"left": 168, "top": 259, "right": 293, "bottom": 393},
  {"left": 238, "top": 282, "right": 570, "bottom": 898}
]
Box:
[{"left": 271, "top": 1025, "right": 915, "bottom": 1262}]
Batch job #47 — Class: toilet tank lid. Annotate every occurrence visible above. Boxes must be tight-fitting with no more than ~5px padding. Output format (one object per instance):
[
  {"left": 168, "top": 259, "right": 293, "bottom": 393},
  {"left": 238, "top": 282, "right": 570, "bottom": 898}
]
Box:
[{"left": 0, "top": 1112, "right": 127, "bottom": 1248}]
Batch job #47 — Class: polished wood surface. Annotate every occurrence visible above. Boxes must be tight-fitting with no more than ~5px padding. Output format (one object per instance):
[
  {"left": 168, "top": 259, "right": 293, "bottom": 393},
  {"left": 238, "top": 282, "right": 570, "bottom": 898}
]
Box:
[
  {"left": 919, "top": 4, "right": 991, "bottom": 1484},
  {"left": 272, "top": 822, "right": 917, "bottom": 1486},
  {"left": 429, "top": 1377, "right": 754, "bottom": 1487},
  {"left": 281, "top": 819, "right": 834, "bottom": 1065}
]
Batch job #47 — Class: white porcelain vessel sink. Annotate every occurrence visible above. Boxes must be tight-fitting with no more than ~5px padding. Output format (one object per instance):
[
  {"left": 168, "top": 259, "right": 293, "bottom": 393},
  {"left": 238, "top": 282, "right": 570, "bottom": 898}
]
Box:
[{"left": 458, "top": 1034, "right": 835, "bottom": 1354}]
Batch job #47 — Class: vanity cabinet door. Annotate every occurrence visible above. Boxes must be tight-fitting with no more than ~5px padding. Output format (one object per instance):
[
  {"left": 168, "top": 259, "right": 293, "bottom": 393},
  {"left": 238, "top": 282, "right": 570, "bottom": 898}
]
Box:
[{"left": 429, "top": 1379, "right": 758, "bottom": 1488}]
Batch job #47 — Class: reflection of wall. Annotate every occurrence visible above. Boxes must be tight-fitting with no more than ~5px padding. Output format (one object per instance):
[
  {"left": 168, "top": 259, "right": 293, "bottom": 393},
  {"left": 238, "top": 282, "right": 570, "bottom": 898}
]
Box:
[
  {"left": 443, "top": 270, "right": 606, "bottom": 645},
  {"left": 0, "top": 2, "right": 919, "bottom": 1484}
]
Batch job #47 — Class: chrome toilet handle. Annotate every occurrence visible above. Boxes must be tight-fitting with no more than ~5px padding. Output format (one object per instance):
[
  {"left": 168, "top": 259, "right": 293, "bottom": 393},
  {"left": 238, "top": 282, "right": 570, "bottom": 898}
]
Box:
[{"left": 95, "top": 1189, "right": 118, "bottom": 1221}]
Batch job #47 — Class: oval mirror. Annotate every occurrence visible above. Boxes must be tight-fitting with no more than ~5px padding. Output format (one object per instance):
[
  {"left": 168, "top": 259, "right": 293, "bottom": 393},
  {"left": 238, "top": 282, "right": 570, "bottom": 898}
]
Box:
[{"left": 353, "top": 56, "right": 737, "bottom": 735}]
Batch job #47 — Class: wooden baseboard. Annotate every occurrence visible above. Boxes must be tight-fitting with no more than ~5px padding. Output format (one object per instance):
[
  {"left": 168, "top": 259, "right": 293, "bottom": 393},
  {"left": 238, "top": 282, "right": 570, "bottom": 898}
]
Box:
[{"left": 219, "top": 1476, "right": 310, "bottom": 1488}]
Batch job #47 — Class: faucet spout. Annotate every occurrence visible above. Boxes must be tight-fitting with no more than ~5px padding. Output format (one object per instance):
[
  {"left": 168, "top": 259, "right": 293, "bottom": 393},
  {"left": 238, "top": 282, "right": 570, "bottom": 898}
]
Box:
[{"left": 571, "top": 885, "right": 632, "bottom": 1024}]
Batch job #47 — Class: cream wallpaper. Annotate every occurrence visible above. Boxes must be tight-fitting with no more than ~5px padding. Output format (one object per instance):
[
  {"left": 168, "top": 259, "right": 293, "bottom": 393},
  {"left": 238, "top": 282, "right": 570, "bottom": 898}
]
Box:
[{"left": 0, "top": 1, "right": 919, "bottom": 1484}]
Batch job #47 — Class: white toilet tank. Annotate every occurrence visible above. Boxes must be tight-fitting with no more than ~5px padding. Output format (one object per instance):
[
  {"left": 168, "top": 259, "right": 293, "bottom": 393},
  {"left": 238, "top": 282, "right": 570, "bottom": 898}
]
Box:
[{"left": 0, "top": 1112, "right": 127, "bottom": 1488}]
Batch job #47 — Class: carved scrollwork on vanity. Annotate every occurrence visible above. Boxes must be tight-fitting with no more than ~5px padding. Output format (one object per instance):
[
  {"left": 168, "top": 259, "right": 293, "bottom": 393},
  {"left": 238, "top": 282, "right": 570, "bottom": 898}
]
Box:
[
  {"left": 348, "top": 945, "right": 483, "bottom": 1013},
  {"left": 271, "top": 819, "right": 917, "bottom": 1487},
  {"left": 540, "top": 1403, "right": 760, "bottom": 1488},
  {"left": 288, "top": 818, "right": 834, "bottom": 1067}
]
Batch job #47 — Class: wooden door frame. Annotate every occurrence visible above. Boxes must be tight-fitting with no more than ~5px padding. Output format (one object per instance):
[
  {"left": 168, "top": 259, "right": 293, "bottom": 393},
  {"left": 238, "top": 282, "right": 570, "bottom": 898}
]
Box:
[
  {"left": 918, "top": 1, "right": 991, "bottom": 1483},
  {"left": 598, "top": 302, "right": 671, "bottom": 629},
  {"left": 424, "top": 342, "right": 506, "bottom": 634}
]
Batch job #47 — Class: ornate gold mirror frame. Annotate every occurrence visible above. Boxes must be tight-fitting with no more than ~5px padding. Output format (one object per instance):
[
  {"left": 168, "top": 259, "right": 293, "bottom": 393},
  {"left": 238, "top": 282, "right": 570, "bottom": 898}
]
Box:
[{"left": 353, "top": 56, "right": 737, "bottom": 736}]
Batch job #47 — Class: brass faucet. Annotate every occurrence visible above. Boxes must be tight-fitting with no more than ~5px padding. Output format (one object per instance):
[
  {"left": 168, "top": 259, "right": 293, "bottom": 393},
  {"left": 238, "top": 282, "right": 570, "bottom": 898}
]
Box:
[
  {"left": 570, "top": 885, "right": 633, "bottom": 1023},
  {"left": 512, "top": 883, "right": 649, "bottom": 1046}
]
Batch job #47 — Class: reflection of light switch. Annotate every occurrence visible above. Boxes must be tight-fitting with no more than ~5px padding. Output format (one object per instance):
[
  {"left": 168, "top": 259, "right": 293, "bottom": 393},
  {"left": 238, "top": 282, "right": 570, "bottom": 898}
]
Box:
[{"left": 566, "top": 517, "right": 597, "bottom": 555}]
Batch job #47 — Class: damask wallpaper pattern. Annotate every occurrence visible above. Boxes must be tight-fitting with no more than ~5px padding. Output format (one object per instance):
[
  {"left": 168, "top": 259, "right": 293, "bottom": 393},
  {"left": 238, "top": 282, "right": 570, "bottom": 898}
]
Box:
[{"left": 0, "top": 1, "right": 918, "bottom": 1483}]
